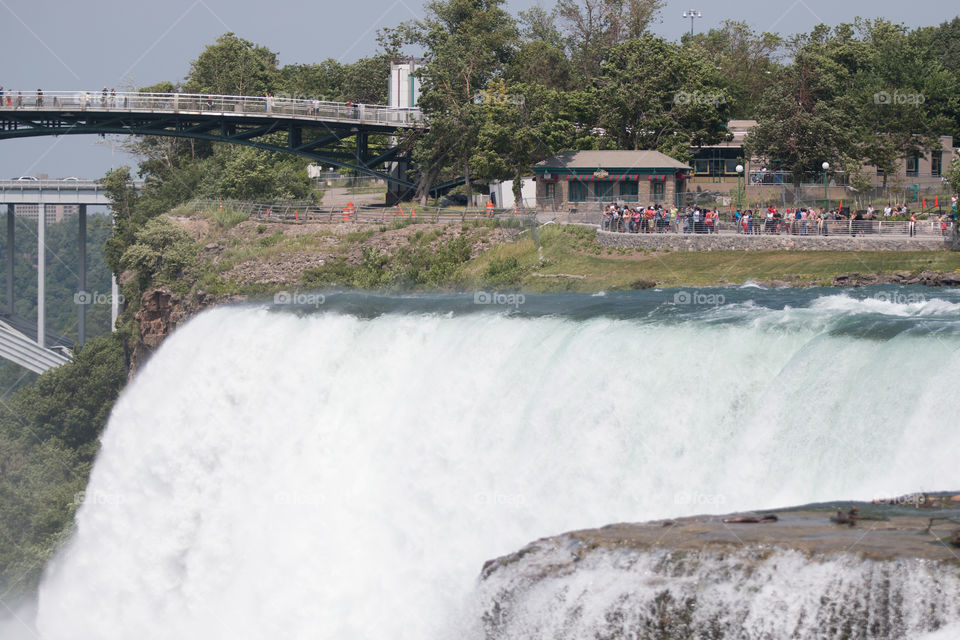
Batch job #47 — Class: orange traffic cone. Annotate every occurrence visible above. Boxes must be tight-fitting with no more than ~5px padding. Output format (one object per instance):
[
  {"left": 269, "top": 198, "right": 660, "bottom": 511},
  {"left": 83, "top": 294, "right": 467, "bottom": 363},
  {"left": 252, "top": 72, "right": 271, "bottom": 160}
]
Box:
[{"left": 411, "top": 206, "right": 415, "bottom": 217}]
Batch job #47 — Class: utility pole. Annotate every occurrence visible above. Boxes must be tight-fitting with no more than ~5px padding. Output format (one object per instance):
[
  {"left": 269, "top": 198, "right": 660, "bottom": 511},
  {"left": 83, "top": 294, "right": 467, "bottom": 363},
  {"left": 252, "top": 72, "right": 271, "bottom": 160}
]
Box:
[{"left": 682, "top": 9, "right": 702, "bottom": 36}]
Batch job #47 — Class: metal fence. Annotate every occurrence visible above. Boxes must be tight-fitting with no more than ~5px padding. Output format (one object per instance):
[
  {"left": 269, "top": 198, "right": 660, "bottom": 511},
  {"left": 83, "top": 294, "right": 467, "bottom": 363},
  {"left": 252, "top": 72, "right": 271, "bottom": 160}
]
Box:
[
  {"left": 190, "top": 200, "right": 537, "bottom": 225},
  {"left": 0, "top": 90, "right": 424, "bottom": 127},
  {"left": 597, "top": 213, "right": 956, "bottom": 238}
]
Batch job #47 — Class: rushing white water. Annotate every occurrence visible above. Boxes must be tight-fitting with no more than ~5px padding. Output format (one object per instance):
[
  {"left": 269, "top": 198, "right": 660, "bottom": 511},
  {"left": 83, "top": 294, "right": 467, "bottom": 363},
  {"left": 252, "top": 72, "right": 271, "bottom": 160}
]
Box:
[
  {"left": 471, "top": 538, "right": 960, "bottom": 639},
  {"left": 35, "top": 291, "right": 960, "bottom": 639}
]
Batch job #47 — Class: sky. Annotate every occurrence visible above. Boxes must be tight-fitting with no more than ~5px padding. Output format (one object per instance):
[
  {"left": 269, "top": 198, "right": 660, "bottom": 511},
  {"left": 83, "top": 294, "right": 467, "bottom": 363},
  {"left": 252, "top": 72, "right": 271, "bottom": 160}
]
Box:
[{"left": 0, "top": 0, "right": 955, "bottom": 181}]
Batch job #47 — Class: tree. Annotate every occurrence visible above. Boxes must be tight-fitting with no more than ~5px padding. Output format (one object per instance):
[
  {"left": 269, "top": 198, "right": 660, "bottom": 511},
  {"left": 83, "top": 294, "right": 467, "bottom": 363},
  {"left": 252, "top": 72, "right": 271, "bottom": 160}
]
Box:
[
  {"left": 278, "top": 59, "right": 345, "bottom": 100},
  {"left": 119, "top": 217, "right": 197, "bottom": 290},
  {"left": 342, "top": 55, "right": 391, "bottom": 104},
  {"left": 744, "top": 30, "right": 861, "bottom": 188},
  {"left": 687, "top": 20, "right": 783, "bottom": 118},
  {"left": 200, "top": 143, "right": 313, "bottom": 201},
  {"left": 946, "top": 157, "right": 960, "bottom": 196},
  {"left": 471, "top": 83, "right": 595, "bottom": 199},
  {"left": 102, "top": 167, "right": 146, "bottom": 275},
  {"left": 593, "top": 35, "right": 731, "bottom": 158},
  {"left": 183, "top": 32, "right": 279, "bottom": 96},
  {"left": 556, "top": 0, "right": 664, "bottom": 81},
  {"left": 383, "top": 0, "right": 519, "bottom": 203}
]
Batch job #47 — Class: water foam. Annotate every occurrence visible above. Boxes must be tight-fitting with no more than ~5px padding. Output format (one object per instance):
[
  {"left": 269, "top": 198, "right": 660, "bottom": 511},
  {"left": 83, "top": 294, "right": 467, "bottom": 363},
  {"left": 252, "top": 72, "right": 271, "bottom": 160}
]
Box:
[{"left": 35, "top": 297, "right": 960, "bottom": 638}]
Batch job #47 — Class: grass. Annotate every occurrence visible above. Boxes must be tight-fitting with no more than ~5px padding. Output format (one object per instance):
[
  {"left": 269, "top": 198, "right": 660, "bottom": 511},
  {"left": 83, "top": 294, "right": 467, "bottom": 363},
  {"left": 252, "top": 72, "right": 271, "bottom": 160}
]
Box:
[{"left": 461, "top": 225, "right": 960, "bottom": 292}]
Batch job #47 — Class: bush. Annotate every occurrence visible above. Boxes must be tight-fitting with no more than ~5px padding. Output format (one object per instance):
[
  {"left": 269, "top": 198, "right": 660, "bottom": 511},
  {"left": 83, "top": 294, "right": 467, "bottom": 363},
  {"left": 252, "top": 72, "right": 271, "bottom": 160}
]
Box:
[
  {"left": 482, "top": 256, "right": 525, "bottom": 287},
  {"left": 213, "top": 206, "right": 249, "bottom": 229}
]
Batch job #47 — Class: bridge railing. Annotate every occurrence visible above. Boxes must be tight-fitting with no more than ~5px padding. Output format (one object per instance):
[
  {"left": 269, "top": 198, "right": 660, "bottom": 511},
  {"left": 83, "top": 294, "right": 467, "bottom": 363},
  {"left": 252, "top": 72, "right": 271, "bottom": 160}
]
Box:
[{"left": 0, "top": 90, "right": 425, "bottom": 128}]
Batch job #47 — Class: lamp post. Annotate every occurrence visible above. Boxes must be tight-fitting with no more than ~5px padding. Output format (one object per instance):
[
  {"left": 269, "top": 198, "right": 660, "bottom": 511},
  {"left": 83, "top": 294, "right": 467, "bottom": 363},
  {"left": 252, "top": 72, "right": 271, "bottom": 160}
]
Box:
[
  {"left": 822, "top": 162, "right": 830, "bottom": 212},
  {"left": 736, "top": 164, "right": 744, "bottom": 212},
  {"left": 682, "top": 9, "right": 702, "bottom": 36}
]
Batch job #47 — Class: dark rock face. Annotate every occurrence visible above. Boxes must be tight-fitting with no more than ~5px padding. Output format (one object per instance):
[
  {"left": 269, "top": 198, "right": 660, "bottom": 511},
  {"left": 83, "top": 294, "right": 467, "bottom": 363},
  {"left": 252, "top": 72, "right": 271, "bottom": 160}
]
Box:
[
  {"left": 833, "top": 270, "right": 960, "bottom": 287},
  {"left": 128, "top": 286, "right": 246, "bottom": 376}
]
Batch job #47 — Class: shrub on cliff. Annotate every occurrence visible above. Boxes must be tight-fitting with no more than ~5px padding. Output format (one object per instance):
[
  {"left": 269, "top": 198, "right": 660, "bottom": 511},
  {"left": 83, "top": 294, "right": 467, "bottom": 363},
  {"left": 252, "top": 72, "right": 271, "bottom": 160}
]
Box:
[{"left": 120, "top": 217, "right": 199, "bottom": 292}]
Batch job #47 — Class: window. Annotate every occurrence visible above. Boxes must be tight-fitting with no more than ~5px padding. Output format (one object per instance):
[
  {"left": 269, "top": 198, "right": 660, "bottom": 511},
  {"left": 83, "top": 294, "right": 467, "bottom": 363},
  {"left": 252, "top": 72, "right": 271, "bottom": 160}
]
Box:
[
  {"left": 594, "top": 181, "right": 615, "bottom": 200},
  {"left": 569, "top": 181, "right": 588, "bottom": 202},
  {"left": 619, "top": 181, "right": 638, "bottom": 199},
  {"left": 906, "top": 153, "right": 919, "bottom": 177},
  {"left": 651, "top": 181, "right": 665, "bottom": 202},
  {"left": 931, "top": 151, "right": 942, "bottom": 177},
  {"left": 544, "top": 182, "right": 556, "bottom": 200}
]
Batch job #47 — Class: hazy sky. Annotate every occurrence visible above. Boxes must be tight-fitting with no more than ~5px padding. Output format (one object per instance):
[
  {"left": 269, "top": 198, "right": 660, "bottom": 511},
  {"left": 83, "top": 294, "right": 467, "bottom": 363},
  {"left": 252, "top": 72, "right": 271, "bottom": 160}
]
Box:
[{"left": 0, "top": 0, "right": 955, "bottom": 180}]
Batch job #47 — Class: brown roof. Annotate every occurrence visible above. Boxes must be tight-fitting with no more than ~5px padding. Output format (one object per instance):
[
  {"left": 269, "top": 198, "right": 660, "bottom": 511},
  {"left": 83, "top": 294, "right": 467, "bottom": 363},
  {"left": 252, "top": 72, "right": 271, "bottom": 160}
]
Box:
[{"left": 534, "top": 150, "right": 690, "bottom": 171}]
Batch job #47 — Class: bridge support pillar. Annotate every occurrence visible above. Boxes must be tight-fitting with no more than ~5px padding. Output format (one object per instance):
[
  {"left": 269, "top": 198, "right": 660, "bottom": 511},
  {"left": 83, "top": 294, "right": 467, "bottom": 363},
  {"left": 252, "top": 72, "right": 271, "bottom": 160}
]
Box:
[
  {"left": 6, "top": 205, "right": 12, "bottom": 315},
  {"left": 78, "top": 204, "right": 86, "bottom": 346},
  {"left": 111, "top": 274, "right": 119, "bottom": 330},
  {"left": 386, "top": 157, "right": 414, "bottom": 205},
  {"left": 37, "top": 204, "right": 45, "bottom": 348}
]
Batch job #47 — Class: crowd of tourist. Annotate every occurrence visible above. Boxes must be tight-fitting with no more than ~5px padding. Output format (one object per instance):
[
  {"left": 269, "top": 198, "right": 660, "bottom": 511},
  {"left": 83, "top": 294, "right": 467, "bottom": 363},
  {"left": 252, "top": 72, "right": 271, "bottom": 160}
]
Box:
[
  {"left": 602, "top": 204, "right": 723, "bottom": 234},
  {"left": 602, "top": 202, "right": 958, "bottom": 237}
]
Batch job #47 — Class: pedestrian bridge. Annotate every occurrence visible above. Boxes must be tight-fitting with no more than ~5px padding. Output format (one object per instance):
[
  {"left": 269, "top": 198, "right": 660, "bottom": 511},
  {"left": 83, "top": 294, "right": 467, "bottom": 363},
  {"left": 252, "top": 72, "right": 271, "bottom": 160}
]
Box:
[
  {"left": 0, "top": 178, "right": 143, "bottom": 205},
  {"left": 0, "top": 90, "right": 424, "bottom": 190}
]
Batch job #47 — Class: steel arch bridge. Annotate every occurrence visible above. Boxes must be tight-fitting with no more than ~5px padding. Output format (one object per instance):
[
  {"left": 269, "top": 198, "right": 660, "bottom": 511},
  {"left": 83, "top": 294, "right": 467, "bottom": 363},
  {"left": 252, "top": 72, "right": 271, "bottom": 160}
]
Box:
[{"left": 0, "top": 90, "right": 435, "bottom": 196}]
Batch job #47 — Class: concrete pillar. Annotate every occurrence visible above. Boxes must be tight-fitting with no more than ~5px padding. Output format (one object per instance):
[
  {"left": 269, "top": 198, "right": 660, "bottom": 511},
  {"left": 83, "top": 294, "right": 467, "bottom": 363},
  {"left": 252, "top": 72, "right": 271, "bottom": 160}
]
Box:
[
  {"left": 111, "top": 274, "right": 119, "bottom": 330},
  {"left": 37, "top": 204, "right": 45, "bottom": 347},
  {"left": 6, "top": 205, "right": 12, "bottom": 316},
  {"left": 78, "top": 204, "right": 87, "bottom": 346}
]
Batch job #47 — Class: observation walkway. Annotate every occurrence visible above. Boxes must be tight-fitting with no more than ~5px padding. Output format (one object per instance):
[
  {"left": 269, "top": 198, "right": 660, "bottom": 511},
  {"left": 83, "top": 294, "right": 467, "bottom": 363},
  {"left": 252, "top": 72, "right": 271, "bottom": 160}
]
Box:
[{"left": 0, "top": 90, "right": 425, "bottom": 192}]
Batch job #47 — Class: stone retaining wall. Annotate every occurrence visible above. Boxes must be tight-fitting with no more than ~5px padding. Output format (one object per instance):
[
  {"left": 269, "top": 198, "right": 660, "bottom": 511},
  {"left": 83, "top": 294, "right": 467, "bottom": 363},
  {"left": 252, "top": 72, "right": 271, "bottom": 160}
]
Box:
[{"left": 596, "top": 229, "right": 948, "bottom": 251}]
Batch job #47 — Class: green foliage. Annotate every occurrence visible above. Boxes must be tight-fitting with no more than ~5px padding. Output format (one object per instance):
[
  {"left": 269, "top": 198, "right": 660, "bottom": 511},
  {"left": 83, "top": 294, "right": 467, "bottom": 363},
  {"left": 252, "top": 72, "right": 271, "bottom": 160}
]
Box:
[
  {"left": 257, "top": 230, "right": 284, "bottom": 248},
  {"left": 0, "top": 334, "right": 126, "bottom": 596},
  {"left": 213, "top": 207, "right": 249, "bottom": 229},
  {"left": 119, "top": 217, "right": 198, "bottom": 290},
  {"left": 947, "top": 158, "right": 960, "bottom": 196},
  {"left": 200, "top": 144, "right": 314, "bottom": 202},
  {"left": 745, "top": 18, "right": 960, "bottom": 187},
  {"left": 593, "top": 35, "right": 732, "bottom": 158},
  {"left": 302, "top": 235, "right": 473, "bottom": 290},
  {"left": 183, "top": 32, "right": 279, "bottom": 95},
  {"left": 0, "top": 215, "right": 114, "bottom": 344},
  {"left": 483, "top": 256, "right": 524, "bottom": 286},
  {"left": 344, "top": 229, "right": 376, "bottom": 243}
]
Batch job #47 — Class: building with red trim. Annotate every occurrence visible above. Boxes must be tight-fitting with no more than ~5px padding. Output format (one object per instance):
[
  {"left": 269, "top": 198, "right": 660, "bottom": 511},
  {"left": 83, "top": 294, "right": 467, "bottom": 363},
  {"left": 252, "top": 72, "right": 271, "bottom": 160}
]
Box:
[{"left": 534, "top": 150, "right": 690, "bottom": 209}]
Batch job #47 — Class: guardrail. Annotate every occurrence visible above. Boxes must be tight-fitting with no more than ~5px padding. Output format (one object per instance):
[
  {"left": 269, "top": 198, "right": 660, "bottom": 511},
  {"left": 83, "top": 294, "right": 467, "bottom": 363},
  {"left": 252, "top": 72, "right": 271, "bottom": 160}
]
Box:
[
  {"left": 189, "top": 200, "right": 537, "bottom": 225},
  {"left": 0, "top": 179, "right": 140, "bottom": 189},
  {"left": 0, "top": 90, "right": 424, "bottom": 128},
  {"left": 599, "top": 215, "right": 955, "bottom": 237}
]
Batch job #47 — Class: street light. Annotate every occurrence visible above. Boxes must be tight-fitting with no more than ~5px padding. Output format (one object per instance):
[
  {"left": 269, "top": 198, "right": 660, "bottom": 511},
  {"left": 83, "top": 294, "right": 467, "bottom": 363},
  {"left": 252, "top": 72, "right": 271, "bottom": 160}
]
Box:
[
  {"left": 736, "top": 164, "right": 744, "bottom": 212},
  {"left": 682, "top": 9, "right": 702, "bottom": 36},
  {"left": 822, "top": 161, "right": 830, "bottom": 212}
]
